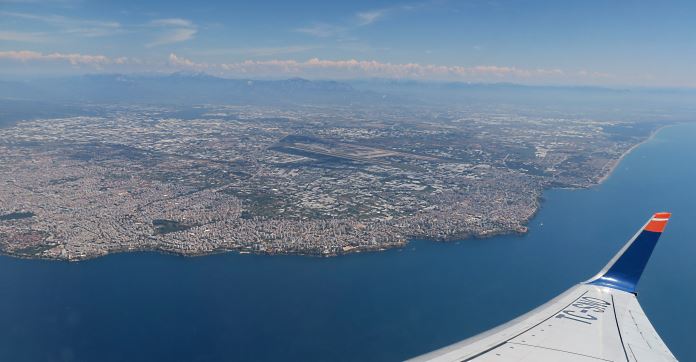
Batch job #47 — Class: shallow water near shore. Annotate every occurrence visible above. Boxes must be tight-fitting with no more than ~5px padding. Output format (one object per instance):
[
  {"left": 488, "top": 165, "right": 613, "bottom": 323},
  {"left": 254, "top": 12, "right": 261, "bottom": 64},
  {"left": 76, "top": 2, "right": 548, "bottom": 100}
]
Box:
[{"left": 1, "top": 123, "right": 696, "bottom": 362}]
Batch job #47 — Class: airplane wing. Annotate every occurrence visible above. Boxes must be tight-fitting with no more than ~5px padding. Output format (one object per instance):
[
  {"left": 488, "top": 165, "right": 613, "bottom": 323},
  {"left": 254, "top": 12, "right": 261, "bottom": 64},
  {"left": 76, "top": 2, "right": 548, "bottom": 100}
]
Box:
[{"left": 408, "top": 212, "right": 677, "bottom": 362}]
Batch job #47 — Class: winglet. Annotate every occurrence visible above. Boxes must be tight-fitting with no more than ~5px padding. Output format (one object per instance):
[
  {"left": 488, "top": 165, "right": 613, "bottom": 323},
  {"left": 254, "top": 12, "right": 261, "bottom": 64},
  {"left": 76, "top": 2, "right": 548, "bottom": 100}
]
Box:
[{"left": 586, "top": 212, "right": 671, "bottom": 294}]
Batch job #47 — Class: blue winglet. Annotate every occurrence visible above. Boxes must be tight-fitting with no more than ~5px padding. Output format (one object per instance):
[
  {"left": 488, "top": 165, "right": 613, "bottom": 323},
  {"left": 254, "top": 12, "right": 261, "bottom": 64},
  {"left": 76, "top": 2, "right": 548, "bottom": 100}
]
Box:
[{"left": 586, "top": 212, "right": 671, "bottom": 294}]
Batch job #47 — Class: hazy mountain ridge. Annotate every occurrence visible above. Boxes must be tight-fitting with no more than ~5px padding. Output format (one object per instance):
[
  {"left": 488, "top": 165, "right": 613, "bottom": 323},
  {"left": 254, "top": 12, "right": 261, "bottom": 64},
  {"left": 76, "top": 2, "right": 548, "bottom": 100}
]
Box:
[
  {"left": 0, "top": 73, "right": 377, "bottom": 106},
  {"left": 1, "top": 73, "right": 696, "bottom": 121}
]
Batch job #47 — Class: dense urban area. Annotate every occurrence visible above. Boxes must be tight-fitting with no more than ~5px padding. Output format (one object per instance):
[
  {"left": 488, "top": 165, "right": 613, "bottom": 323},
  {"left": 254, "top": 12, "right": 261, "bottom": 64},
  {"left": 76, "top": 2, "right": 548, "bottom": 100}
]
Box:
[{"left": 0, "top": 104, "right": 661, "bottom": 260}]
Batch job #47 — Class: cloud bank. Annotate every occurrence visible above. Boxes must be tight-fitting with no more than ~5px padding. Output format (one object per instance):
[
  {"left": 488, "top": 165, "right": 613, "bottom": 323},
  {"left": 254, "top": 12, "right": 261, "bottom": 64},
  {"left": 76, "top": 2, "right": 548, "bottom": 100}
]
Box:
[
  {"left": 169, "top": 53, "right": 566, "bottom": 80},
  {"left": 2, "top": 49, "right": 606, "bottom": 83}
]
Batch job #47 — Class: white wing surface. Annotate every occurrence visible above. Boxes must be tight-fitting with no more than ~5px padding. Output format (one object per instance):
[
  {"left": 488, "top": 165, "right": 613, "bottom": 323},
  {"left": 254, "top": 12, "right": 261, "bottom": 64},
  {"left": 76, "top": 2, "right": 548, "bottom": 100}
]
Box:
[{"left": 409, "top": 212, "right": 677, "bottom": 362}]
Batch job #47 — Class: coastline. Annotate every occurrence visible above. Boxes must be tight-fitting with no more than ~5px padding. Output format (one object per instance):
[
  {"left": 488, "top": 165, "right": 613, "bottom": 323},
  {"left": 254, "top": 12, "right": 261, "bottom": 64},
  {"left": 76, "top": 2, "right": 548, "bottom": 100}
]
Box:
[{"left": 596, "top": 124, "right": 671, "bottom": 185}]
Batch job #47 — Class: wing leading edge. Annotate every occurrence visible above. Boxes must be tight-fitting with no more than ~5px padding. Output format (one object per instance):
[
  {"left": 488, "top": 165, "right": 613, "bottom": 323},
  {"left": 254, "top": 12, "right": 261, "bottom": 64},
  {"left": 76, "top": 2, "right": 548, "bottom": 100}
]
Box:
[{"left": 408, "top": 212, "right": 677, "bottom": 362}]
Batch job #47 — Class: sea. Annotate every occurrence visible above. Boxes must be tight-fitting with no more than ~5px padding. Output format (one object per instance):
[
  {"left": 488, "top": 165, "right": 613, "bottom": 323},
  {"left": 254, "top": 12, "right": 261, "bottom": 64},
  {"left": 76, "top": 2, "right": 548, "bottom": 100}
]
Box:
[{"left": 1, "top": 122, "right": 695, "bottom": 362}]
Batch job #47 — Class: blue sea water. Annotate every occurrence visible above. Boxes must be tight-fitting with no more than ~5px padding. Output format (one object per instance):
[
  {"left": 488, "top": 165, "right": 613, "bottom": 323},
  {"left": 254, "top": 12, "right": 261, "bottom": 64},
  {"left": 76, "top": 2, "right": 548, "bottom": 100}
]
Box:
[{"left": 1, "top": 123, "right": 695, "bottom": 362}]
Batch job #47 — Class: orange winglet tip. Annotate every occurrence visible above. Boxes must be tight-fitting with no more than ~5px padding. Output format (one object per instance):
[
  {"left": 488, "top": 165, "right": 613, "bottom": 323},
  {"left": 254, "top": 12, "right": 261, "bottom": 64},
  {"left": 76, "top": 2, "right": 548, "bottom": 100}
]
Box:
[
  {"left": 653, "top": 212, "right": 671, "bottom": 219},
  {"left": 646, "top": 212, "right": 671, "bottom": 233}
]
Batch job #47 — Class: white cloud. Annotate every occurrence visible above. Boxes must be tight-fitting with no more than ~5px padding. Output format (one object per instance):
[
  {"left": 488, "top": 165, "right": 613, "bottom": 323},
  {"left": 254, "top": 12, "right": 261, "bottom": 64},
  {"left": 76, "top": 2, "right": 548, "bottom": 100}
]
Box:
[
  {"left": 0, "top": 11, "right": 122, "bottom": 37},
  {"left": 196, "top": 45, "right": 317, "bottom": 57},
  {"left": 147, "top": 18, "right": 197, "bottom": 47},
  {"left": 168, "top": 53, "right": 207, "bottom": 70},
  {"left": 578, "top": 70, "right": 613, "bottom": 79},
  {"left": 1, "top": 12, "right": 198, "bottom": 46},
  {"left": 0, "top": 31, "right": 49, "bottom": 42},
  {"left": 149, "top": 18, "right": 193, "bottom": 28},
  {"left": 356, "top": 10, "right": 386, "bottom": 25},
  {"left": 0, "top": 12, "right": 200, "bottom": 47},
  {"left": 0, "top": 50, "right": 112, "bottom": 66},
  {"left": 295, "top": 23, "right": 344, "bottom": 38},
  {"left": 148, "top": 28, "right": 197, "bottom": 47},
  {"left": 297, "top": 4, "right": 417, "bottom": 39}
]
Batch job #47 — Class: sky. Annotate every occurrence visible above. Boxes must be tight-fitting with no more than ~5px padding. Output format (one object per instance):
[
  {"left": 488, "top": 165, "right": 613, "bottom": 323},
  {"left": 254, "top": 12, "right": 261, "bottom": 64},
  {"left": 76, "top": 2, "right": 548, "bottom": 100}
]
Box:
[{"left": 1, "top": 0, "right": 696, "bottom": 86}]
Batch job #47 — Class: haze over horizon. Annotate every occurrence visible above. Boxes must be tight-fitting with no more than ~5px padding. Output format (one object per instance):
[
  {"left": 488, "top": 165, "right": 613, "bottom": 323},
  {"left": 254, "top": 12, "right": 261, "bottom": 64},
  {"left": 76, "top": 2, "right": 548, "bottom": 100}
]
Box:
[{"left": 2, "top": 0, "right": 696, "bottom": 87}]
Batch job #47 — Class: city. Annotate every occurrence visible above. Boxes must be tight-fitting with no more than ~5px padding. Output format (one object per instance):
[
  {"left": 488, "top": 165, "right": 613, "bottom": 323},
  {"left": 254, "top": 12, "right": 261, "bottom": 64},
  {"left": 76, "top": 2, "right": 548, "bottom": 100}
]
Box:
[{"left": 0, "top": 104, "right": 661, "bottom": 260}]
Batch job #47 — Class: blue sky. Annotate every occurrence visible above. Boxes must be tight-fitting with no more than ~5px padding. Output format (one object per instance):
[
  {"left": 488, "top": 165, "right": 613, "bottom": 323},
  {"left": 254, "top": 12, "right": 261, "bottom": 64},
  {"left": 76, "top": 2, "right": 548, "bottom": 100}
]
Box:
[{"left": 1, "top": 0, "right": 695, "bottom": 86}]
